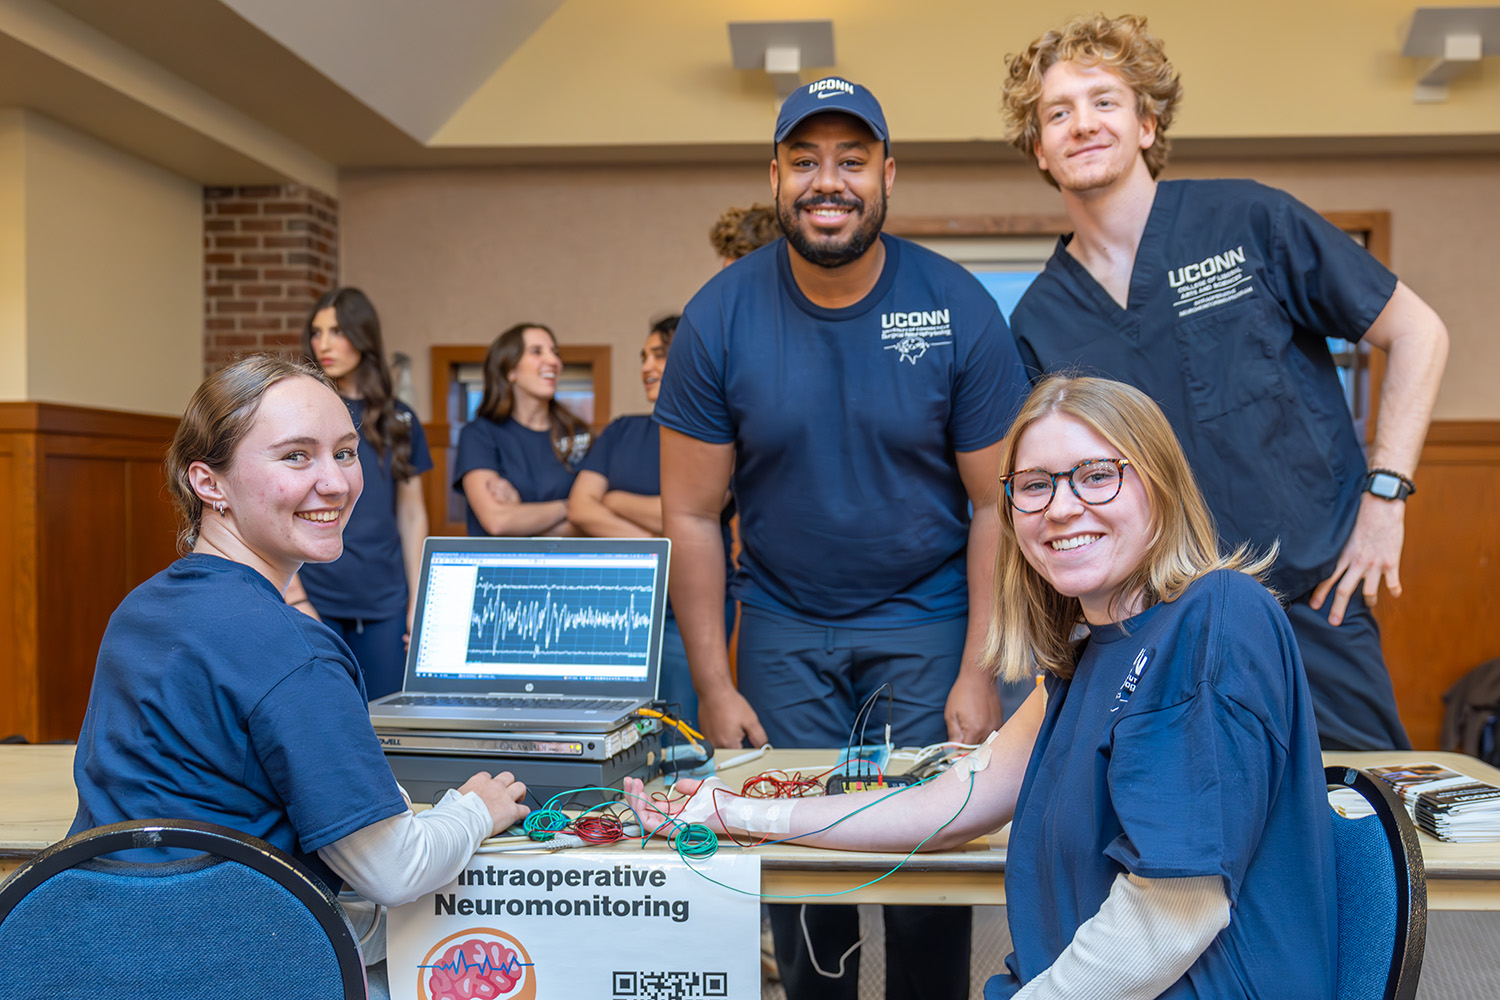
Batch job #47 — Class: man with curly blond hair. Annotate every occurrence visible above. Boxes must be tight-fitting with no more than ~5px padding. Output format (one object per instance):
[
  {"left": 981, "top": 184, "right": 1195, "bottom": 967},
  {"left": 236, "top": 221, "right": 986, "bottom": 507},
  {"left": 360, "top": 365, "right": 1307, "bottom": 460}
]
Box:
[
  {"left": 708, "top": 203, "right": 782, "bottom": 265},
  {"left": 1002, "top": 14, "right": 1448, "bottom": 752}
]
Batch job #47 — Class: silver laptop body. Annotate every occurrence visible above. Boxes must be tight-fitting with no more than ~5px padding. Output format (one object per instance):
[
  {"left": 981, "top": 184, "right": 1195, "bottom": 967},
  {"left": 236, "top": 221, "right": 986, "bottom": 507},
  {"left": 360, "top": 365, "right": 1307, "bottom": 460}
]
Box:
[{"left": 367, "top": 536, "right": 669, "bottom": 734}]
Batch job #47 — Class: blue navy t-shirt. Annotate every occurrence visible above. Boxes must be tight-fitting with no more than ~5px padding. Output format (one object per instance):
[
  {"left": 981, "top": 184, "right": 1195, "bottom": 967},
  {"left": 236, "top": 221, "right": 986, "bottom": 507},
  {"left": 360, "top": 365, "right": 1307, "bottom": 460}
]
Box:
[
  {"left": 576, "top": 413, "right": 735, "bottom": 609},
  {"left": 1011, "top": 179, "right": 1397, "bottom": 598},
  {"left": 654, "top": 235, "right": 1028, "bottom": 626},
  {"left": 453, "top": 416, "right": 588, "bottom": 537},
  {"left": 990, "top": 570, "right": 1335, "bottom": 999},
  {"left": 300, "top": 397, "right": 432, "bottom": 620},
  {"left": 71, "top": 555, "right": 407, "bottom": 890}
]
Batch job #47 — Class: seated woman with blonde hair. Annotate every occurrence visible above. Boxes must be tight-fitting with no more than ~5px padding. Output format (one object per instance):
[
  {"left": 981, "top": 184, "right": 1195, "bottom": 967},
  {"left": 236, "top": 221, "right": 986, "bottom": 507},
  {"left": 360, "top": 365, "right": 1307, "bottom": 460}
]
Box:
[{"left": 630, "top": 375, "right": 1335, "bottom": 999}]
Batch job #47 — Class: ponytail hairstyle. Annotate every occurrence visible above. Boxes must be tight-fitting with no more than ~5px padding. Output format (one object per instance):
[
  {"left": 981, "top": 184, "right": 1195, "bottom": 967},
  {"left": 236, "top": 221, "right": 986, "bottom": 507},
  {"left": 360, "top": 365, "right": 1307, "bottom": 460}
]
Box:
[
  {"left": 302, "top": 287, "right": 416, "bottom": 481},
  {"left": 476, "top": 323, "right": 591, "bottom": 467}
]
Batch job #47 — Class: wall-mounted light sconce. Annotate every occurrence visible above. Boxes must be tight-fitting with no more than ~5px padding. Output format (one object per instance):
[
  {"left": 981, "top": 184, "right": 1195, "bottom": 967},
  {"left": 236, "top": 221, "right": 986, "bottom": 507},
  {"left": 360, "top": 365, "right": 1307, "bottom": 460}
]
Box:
[
  {"left": 728, "top": 20, "right": 835, "bottom": 99},
  {"left": 1402, "top": 6, "right": 1499, "bottom": 102}
]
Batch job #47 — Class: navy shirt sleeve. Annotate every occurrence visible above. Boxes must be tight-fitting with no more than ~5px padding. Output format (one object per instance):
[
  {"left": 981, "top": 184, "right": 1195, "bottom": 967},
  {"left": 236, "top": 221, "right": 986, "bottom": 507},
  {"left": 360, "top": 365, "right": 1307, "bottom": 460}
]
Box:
[
  {"left": 949, "top": 307, "right": 1029, "bottom": 452},
  {"left": 1265, "top": 192, "right": 1398, "bottom": 343},
  {"left": 250, "top": 656, "right": 407, "bottom": 853},
  {"left": 453, "top": 417, "right": 501, "bottom": 491},
  {"left": 1102, "top": 574, "right": 1303, "bottom": 904},
  {"left": 654, "top": 310, "right": 735, "bottom": 445},
  {"left": 576, "top": 418, "right": 621, "bottom": 476},
  {"left": 404, "top": 404, "right": 434, "bottom": 475}
]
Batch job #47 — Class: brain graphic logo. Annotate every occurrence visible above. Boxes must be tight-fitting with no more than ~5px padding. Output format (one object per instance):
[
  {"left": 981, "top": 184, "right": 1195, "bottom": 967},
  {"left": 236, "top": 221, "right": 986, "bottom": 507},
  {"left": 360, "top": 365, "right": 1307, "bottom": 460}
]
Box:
[{"left": 417, "top": 928, "right": 537, "bottom": 1000}]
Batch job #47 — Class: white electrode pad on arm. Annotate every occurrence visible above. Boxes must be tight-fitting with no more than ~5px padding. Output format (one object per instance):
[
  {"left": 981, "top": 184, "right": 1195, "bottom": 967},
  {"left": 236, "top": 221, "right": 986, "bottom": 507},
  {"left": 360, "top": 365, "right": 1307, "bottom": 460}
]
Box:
[
  {"left": 672, "top": 777, "right": 794, "bottom": 837},
  {"left": 951, "top": 729, "right": 1001, "bottom": 779}
]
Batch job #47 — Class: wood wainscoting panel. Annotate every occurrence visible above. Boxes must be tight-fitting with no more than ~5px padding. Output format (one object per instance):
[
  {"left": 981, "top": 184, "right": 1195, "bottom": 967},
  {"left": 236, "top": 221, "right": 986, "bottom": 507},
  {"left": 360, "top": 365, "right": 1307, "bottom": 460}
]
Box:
[
  {"left": 0, "top": 404, "right": 179, "bottom": 742},
  {"left": 1378, "top": 421, "right": 1500, "bottom": 749}
]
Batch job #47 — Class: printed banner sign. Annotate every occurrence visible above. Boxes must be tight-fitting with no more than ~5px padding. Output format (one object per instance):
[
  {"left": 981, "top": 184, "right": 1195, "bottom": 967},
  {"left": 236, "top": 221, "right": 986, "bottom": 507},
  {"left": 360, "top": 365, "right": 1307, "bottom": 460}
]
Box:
[{"left": 387, "top": 850, "right": 760, "bottom": 1000}]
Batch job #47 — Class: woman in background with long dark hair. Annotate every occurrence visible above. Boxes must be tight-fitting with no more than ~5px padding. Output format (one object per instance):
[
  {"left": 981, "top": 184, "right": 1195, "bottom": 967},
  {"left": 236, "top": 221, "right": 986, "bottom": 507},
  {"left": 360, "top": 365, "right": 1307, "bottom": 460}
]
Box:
[
  {"left": 454, "top": 323, "right": 591, "bottom": 537},
  {"left": 290, "top": 287, "right": 431, "bottom": 699}
]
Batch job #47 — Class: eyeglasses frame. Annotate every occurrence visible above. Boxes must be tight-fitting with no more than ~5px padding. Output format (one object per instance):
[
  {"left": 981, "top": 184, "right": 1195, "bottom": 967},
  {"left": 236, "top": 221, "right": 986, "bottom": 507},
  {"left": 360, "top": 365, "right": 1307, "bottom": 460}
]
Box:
[{"left": 1001, "top": 458, "right": 1133, "bottom": 514}]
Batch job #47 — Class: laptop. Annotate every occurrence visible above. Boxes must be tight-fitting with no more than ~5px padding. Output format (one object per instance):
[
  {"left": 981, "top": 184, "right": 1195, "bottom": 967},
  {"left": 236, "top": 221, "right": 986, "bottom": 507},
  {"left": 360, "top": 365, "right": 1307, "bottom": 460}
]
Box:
[{"left": 367, "top": 536, "right": 669, "bottom": 734}]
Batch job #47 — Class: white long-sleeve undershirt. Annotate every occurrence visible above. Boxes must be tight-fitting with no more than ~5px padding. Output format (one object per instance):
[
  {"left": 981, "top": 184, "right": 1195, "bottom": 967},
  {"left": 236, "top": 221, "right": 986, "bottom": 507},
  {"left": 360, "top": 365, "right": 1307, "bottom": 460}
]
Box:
[
  {"left": 318, "top": 789, "right": 493, "bottom": 906},
  {"left": 1013, "top": 873, "right": 1230, "bottom": 1000}
]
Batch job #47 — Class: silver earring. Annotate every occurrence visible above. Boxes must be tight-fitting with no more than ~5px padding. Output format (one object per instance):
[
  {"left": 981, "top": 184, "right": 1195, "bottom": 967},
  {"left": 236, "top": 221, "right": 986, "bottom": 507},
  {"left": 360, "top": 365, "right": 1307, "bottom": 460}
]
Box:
[{"left": 213, "top": 500, "right": 227, "bottom": 515}]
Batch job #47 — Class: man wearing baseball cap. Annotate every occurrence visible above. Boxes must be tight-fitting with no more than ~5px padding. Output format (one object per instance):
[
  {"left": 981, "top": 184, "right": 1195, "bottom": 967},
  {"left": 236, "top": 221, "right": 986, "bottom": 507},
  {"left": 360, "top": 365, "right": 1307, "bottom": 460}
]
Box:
[{"left": 655, "top": 76, "right": 1028, "bottom": 1000}]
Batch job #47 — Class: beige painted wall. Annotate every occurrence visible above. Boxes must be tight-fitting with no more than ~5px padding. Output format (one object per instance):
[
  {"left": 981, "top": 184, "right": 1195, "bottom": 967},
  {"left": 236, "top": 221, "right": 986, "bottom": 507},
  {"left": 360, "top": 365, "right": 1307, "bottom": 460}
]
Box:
[
  {"left": 7, "top": 111, "right": 202, "bottom": 416},
  {"left": 438, "top": 0, "right": 1500, "bottom": 147},
  {"left": 0, "top": 110, "right": 27, "bottom": 400},
  {"left": 340, "top": 152, "right": 1497, "bottom": 427}
]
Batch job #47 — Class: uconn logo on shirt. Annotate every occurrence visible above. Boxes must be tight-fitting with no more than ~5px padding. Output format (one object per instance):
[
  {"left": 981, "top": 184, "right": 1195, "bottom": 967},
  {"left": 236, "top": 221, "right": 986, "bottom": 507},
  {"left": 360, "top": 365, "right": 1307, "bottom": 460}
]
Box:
[
  {"left": 1111, "top": 648, "right": 1152, "bottom": 712},
  {"left": 1167, "top": 245, "right": 1257, "bottom": 318},
  {"left": 880, "top": 308, "right": 952, "bottom": 365}
]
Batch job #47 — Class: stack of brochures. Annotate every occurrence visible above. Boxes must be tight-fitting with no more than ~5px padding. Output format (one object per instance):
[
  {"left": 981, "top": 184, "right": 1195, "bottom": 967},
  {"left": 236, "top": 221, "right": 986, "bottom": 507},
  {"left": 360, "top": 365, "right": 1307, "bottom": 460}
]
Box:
[{"left": 1367, "top": 761, "right": 1500, "bottom": 843}]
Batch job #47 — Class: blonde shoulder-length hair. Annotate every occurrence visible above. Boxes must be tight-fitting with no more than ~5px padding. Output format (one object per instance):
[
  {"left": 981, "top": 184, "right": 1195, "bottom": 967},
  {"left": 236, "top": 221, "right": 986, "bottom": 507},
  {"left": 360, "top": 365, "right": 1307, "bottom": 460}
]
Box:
[{"left": 984, "top": 375, "right": 1275, "bottom": 683}]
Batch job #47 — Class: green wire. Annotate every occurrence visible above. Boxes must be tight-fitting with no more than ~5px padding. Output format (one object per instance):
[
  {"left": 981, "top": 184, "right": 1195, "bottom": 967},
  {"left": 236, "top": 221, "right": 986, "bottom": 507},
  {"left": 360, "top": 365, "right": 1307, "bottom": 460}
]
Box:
[{"left": 515, "top": 776, "right": 979, "bottom": 901}]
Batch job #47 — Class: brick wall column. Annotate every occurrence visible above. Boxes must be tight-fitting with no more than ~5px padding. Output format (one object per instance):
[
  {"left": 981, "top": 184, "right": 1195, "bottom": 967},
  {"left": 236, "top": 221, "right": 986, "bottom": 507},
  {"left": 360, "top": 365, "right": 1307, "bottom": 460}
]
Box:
[{"left": 203, "top": 185, "right": 338, "bottom": 371}]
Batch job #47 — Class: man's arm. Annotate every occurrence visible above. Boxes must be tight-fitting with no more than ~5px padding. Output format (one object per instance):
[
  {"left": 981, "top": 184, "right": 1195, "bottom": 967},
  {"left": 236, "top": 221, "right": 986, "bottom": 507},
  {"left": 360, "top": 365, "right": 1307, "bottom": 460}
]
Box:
[
  {"left": 1312, "top": 280, "right": 1448, "bottom": 624},
  {"left": 946, "top": 442, "right": 1006, "bottom": 743},
  {"left": 660, "top": 427, "right": 765, "bottom": 749}
]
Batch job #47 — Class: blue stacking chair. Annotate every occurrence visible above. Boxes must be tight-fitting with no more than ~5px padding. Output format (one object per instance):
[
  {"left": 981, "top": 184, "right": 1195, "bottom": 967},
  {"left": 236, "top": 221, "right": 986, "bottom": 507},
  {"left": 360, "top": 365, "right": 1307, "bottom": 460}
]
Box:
[
  {"left": 0, "top": 819, "right": 367, "bottom": 999},
  {"left": 1326, "top": 765, "right": 1428, "bottom": 1000}
]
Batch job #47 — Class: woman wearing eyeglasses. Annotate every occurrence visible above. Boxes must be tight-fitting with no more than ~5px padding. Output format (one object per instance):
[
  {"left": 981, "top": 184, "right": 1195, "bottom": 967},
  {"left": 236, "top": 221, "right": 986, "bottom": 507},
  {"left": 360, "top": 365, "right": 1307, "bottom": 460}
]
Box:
[{"left": 629, "top": 375, "right": 1335, "bottom": 999}]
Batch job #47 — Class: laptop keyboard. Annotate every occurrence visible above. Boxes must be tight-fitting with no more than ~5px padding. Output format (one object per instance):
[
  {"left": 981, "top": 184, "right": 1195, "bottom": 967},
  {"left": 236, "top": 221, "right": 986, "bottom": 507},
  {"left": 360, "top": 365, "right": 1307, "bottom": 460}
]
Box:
[{"left": 383, "top": 694, "right": 630, "bottom": 712}]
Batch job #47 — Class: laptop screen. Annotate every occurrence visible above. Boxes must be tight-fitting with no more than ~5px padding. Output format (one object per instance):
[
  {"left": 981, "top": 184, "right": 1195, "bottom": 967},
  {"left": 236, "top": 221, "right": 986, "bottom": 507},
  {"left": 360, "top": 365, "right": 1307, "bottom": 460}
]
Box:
[{"left": 406, "top": 538, "right": 669, "bottom": 692}]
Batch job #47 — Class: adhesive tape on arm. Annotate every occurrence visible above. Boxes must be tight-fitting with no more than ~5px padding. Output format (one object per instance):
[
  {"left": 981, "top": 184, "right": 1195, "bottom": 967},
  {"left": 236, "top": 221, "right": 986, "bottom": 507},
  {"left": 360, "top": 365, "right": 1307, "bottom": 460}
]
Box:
[
  {"left": 721, "top": 797, "right": 794, "bottom": 838},
  {"left": 952, "top": 729, "right": 1000, "bottom": 778},
  {"left": 672, "top": 777, "right": 732, "bottom": 826}
]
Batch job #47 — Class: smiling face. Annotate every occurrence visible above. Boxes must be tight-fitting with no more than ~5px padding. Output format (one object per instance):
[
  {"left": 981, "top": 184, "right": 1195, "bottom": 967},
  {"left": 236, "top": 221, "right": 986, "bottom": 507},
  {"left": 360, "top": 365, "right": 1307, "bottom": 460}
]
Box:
[
  {"left": 1011, "top": 412, "right": 1153, "bottom": 625},
  {"left": 1033, "top": 60, "right": 1156, "bottom": 195},
  {"left": 771, "top": 113, "right": 894, "bottom": 269},
  {"left": 194, "top": 375, "right": 363, "bottom": 585},
  {"left": 640, "top": 331, "right": 668, "bottom": 404},
  {"left": 507, "top": 327, "right": 562, "bottom": 404},
  {"left": 307, "top": 306, "right": 363, "bottom": 391}
]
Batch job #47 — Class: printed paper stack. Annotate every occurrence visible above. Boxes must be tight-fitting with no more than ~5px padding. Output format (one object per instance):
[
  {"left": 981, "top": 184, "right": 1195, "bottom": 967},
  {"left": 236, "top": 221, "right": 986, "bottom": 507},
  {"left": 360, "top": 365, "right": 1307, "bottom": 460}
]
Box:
[{"left": 1367, "top": 761, "right": 1500, "bottom": 843}]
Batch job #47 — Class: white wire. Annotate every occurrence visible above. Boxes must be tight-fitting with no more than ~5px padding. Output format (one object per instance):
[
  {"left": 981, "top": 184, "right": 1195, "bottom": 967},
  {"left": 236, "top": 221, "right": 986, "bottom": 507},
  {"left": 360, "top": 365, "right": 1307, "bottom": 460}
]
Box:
[{"left": 801, "top": 903, "right": 865, "bottom": 979}]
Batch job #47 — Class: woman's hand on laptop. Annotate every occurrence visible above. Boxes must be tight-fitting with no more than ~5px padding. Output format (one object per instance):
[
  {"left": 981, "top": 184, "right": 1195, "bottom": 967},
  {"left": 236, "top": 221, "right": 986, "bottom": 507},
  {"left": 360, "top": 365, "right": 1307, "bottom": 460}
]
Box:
[{"left": 460, "top": 770, "right": 530, "bottom": 835}]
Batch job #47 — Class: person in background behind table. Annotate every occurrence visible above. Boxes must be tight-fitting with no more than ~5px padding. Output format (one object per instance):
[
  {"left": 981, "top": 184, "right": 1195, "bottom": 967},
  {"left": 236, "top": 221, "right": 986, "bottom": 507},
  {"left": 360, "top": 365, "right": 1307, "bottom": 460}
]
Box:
[
  {"left": 285, "top": 287, "right": 431, "bottom": 699},
  {"left": 1001, "top": 13, "right": 1448, "bottom": 750},
  {"left": 567, "top": 316, "right": 735, "bottom": 727},
  {"left": 71, "top": 355, "right": 529, "bottom": 994},
  {"left": 454, "top": 323, "right": 591, "bottom": 537},
  {"left": 630, "top": 375, "right": 1337, "bottom": 1000},
  {"left": 709, "top": 202, "right": 783, "bottom": 267}
]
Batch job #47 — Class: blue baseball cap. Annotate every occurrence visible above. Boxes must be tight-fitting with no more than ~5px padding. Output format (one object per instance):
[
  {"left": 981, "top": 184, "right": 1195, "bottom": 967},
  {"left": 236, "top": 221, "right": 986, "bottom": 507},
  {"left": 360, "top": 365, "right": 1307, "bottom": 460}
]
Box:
[{"left": 774, "top": 77, "right": 889, "bottom": 148}]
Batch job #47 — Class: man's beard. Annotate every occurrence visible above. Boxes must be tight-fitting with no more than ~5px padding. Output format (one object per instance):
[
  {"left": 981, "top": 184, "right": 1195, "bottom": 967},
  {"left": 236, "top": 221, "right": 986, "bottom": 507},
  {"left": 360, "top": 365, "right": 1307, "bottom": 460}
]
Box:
[{"left": 776, "top": 189, "right": 886, "bottom": 269}]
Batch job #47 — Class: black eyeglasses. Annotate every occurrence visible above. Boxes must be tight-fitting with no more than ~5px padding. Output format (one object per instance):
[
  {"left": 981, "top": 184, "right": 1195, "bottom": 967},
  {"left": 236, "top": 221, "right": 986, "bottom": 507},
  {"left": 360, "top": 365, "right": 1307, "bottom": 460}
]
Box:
[{"left": 1002, "top": 458, "right": 1131, "bottom": 514}]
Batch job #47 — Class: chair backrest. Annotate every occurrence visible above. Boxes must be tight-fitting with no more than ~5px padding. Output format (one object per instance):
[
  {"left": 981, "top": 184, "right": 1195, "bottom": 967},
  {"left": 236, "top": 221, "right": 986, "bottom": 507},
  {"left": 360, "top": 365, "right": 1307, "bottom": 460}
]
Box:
[
  {"left": 1326, "top": 765, "right": 1427, "bottom": 1000},
  {"left": 0, "top": 819, "right": 367, "bottom": 1000}
]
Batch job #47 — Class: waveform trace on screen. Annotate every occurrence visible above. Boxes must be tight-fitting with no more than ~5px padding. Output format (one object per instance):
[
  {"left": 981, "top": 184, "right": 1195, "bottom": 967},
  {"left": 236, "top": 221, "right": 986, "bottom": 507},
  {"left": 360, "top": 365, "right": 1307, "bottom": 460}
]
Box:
[{"left": 467, "top": 565, "right": 655, "bottom": 665}]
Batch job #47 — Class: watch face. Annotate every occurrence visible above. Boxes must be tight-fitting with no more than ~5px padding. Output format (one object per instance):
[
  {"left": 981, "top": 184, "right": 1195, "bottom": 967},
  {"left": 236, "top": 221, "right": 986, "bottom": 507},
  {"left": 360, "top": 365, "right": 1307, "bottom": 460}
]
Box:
[{"left": 1369, "top": 472, "right": 1401, "bottom": 498}]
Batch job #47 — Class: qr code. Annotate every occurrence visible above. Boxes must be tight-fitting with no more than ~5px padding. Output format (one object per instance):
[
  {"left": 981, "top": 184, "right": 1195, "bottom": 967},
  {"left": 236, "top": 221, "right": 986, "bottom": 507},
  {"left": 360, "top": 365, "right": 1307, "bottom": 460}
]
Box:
[{"left": 612, "top": 970, "right": 728, "bottom": 998}]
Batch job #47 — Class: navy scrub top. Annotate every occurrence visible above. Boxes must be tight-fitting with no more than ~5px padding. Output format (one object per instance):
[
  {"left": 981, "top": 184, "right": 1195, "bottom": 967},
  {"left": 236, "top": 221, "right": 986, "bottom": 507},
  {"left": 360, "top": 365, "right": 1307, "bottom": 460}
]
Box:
[{"left": 1010, "top": 179, "right": 1397, "bottom": 598}]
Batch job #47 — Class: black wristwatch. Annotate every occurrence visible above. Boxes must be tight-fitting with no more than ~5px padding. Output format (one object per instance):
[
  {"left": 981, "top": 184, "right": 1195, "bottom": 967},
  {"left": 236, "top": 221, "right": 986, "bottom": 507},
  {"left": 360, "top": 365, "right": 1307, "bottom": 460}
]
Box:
[{"left": 1364, "top": 468, "right": 1415, "bottom": 502}]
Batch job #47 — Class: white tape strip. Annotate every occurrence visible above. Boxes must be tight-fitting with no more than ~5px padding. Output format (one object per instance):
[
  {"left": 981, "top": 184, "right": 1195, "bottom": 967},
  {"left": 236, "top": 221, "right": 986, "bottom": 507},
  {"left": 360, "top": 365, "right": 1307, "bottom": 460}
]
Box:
[{"left": 951, "top": 728, "right": 1000, "bottom": 778}]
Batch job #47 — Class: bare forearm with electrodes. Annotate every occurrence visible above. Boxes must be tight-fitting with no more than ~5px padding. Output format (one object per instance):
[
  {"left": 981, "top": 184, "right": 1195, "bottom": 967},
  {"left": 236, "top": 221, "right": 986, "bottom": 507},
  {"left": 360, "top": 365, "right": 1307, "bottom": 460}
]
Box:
[{"left": 626, "top": 688, "right": 1043, "bottom": 851}]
